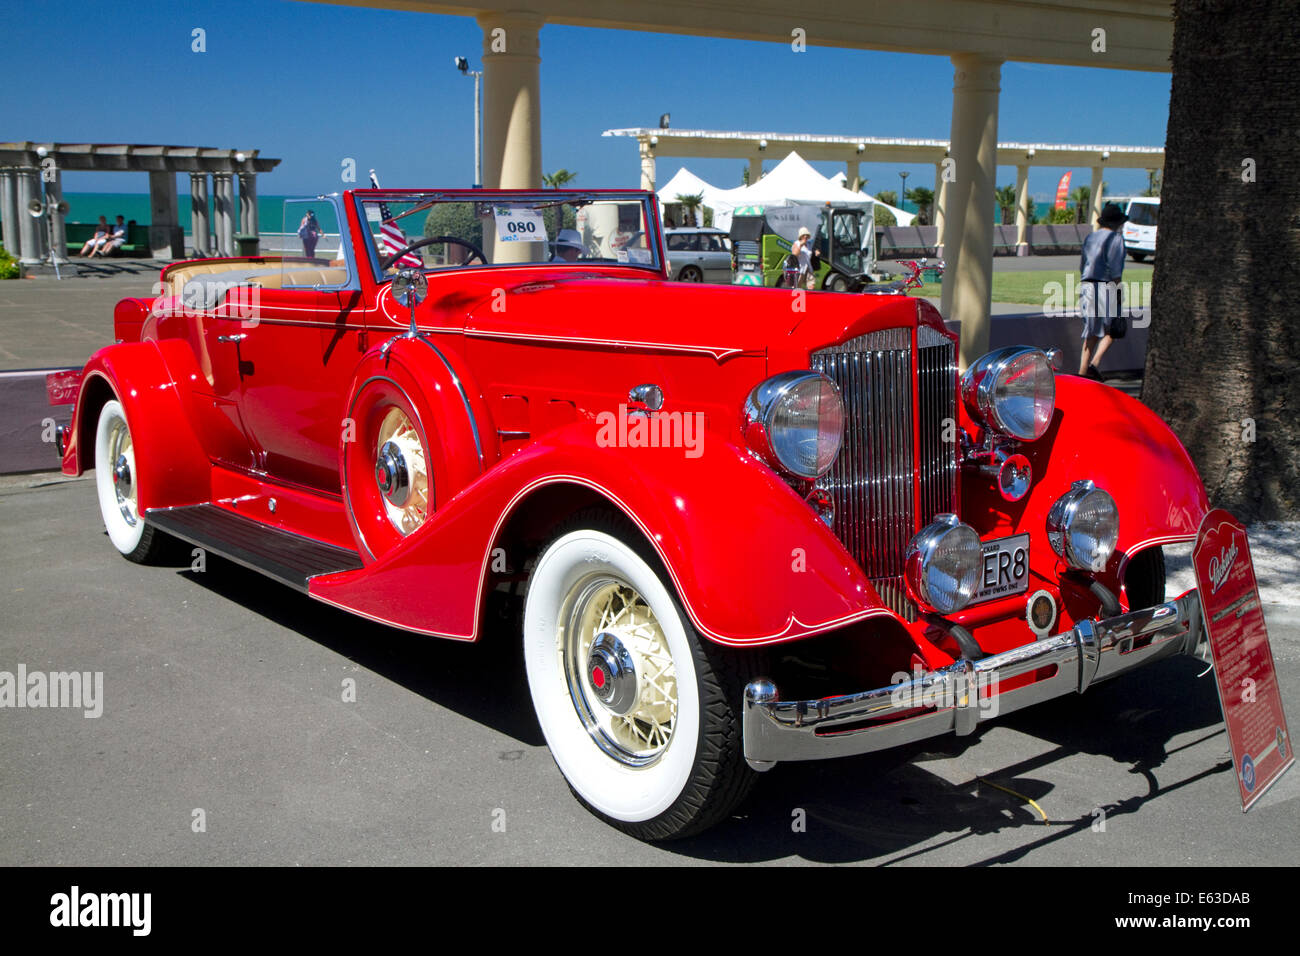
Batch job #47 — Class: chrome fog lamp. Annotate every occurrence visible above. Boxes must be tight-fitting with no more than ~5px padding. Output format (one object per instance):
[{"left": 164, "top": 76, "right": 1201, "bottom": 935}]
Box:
[
  {"left": 982, "top": 448, "right": 1032, "bottom": 502},
  {"left": 1046, "top": 480, "right": 1119, "bottom": 572},
  {"left": 743, "top": 371, "right": 844, "bottom": 479},
  {"left": 961, "top": 346, "right": 1056, "bottom": 441},
  {"left": 904, "top": 514, "right": 984, "bottom": 614}
]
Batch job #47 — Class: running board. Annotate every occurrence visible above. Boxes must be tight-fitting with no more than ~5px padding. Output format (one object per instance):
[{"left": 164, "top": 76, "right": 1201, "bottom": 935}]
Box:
[{"left": 145, "top": 504, "right": 363, "bottom": 592}]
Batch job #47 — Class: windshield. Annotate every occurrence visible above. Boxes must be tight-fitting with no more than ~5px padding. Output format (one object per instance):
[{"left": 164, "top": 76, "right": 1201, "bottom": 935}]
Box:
[
  {"left": 353, "top": 191, "right": 663, "bottom": 280},
  {"left": 1126, "top": 202, "right": 1159, "bottom": 227}
]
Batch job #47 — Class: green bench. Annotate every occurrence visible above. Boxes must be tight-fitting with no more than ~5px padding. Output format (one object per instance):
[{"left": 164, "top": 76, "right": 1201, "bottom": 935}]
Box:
[{"left": 65, "top": 221, "right": 150, "bottom": 256}]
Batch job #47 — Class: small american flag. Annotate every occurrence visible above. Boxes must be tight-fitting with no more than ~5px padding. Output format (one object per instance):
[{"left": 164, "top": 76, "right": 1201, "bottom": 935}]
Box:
[{"left": 370, "top": 171, "right": 422, "bottom": 268}]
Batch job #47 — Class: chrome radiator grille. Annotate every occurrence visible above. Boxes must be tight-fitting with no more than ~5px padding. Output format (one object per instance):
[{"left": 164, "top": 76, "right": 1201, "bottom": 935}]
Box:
[{"left": 811, "top": 326, "right": 958, "bottom": 609}]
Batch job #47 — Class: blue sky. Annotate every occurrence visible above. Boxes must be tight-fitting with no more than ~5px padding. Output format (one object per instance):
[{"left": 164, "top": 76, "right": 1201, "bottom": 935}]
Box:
[{"left": 3, "top": 0, "right": 1170, "bottom": 204}]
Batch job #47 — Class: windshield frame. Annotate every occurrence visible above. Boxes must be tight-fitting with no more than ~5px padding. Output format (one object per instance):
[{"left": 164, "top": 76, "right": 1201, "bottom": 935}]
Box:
[{"left": 349, "top": 188, "right": 667, "bottom": 284}]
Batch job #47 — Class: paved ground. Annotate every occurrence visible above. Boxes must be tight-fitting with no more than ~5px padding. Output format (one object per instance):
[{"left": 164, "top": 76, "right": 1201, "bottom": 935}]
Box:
[{"left": 2, "top": 469, "right": 1297, "bottom": 865}]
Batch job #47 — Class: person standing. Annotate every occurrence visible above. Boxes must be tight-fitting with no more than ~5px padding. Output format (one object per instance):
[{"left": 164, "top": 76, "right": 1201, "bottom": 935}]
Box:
[
  {"left": 298, "top": 210, "right": 323, "bottom": 259},
  {"left": 791, "top": 226, "right": 817, "bottom": 290},
  {"left": 1077, "top": 201, "right": 1129, "bottom": 379}
]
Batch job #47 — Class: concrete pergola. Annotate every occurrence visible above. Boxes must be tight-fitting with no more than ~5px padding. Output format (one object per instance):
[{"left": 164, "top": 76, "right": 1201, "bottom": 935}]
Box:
[
  {"left": 606, "top": 126, "right": 1164, "bottom": 253},
  {"left": 307, "top": 0, "right": 1173, "bottom": 363},
  {"left": 0, "top": 143, "right": 280, "bottom": 265}
]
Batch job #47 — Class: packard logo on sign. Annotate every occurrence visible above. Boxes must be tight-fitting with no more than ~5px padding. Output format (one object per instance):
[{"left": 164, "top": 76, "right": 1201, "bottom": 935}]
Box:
[{"left": 1208, "top": 541, "right": 1238, "bottom": 594}]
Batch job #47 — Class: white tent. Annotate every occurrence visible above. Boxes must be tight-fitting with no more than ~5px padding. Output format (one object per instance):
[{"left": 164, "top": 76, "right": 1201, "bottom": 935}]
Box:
[
  {"left": 733, "top": 152, "right": 870, "bottom": 206},
  {"left": 656, "top": 167, "right": 746, "bottom": 227},
  {"left": 828, "top": 172, "right": 915, "bottom": 226}
]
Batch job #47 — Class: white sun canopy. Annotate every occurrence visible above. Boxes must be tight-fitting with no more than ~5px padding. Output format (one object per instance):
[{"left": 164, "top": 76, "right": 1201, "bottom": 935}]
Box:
[{"left": 655, "top": 152, "right": 912, "bottom": 230}]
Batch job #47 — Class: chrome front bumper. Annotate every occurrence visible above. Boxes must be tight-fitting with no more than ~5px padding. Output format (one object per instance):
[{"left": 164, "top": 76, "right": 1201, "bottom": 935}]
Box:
[{"left": 742, "top": 590, "right": 1204, "bottom": 769}]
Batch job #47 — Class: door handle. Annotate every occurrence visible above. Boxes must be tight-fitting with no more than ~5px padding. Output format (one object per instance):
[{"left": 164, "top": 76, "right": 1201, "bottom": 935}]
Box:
[{"left": 217, "top": 334, "right": 247, "bottom": 343}]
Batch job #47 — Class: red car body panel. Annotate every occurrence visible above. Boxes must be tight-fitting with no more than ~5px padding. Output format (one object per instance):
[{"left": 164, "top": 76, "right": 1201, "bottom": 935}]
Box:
[{"left": 62, "top": 187, "right": 1209, "bottom": 665}]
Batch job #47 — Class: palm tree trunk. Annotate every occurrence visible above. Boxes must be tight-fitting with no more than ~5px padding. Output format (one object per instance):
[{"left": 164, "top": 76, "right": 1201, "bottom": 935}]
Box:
[{"left": 1143, "top": 0, "right": 1300, "bottom": 520}]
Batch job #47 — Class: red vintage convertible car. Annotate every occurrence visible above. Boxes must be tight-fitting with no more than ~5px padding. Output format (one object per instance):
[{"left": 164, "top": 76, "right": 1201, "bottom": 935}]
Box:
[{"left": 56, "top": 188, "right": 1210, "bottom": 841}]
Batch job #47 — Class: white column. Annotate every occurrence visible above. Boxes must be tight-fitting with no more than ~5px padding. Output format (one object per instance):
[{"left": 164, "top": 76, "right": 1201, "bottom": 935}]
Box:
[
  {"left": 190, "top": 173, "right": 210, "bottom": 257},
  {"left": 1, "top": 168, "right": 21, "bottom": 257},
  {"left": 148, "top": 171, "right": 184, "bottom": 259},
  {"left": 748, "top": 156, "right": 762, "bottom": 184},
  {"left": 940, "top": 53, "right": 1003, "bottom": 368},
  {"left": 845, "top": 159, "right": 860, "bottom": 188},
  {"left": 1089, "top": 164, "right": 1105, "bottom": 229},
  {"left": 239, "top": 172, "right": 259, "bottom": 254},
  {"left": 933, "top": 160, "right": 948, "bottom": 253},
  {"left": 478, "top": 10, "right": 543, "bottom": 264},
  {"left": 16, "top": 168, "right": 42, "bottom": 266},
  {"left": 1014, "top": 163, "right": 1030, "bottom": 255},
  {"left": 212, "top": 173, "right": 234, "bottom": 257},
  {"left": 639, "top": 140, "right": 655, "bottom": 191}
]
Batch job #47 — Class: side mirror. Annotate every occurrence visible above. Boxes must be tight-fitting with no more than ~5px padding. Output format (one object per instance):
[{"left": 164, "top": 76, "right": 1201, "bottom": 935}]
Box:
[
  {"left": 391, "top": 269, "right": 428, "bottom": 339},
  {"left": 391, "top": 269, "right": 427, "bottom": 309}
]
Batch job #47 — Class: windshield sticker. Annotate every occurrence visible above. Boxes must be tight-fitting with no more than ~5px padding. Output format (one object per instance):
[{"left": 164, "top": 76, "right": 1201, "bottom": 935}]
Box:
[
  {"left": 493, "top": 205, "right": 548, "bottom": 243},
  {"left": 616, "top": 248, "right": 629, "bottom": 263},
  {"left": 625, "top": 247, "right": 651, "bottom": 264}
]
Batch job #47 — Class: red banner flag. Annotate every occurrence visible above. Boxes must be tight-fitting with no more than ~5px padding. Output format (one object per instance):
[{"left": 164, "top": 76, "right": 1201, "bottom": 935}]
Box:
[{"left": 1053, "top": 171, "right": 1072, "bottom": 211}]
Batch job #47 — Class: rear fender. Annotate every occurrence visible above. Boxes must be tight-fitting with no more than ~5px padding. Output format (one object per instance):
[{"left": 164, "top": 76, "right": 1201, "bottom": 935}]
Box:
[
  {"left": 310, "top": 421, "right": 892, "bottom": 646},
  {"left": 64, "top": 341, "right": 211, "bottom": 512}
]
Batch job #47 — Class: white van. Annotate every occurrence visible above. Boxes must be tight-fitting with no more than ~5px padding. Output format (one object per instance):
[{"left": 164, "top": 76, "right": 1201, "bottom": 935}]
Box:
[{"left": 1122, "top": 197, "right": 1159, "bottom": 261}]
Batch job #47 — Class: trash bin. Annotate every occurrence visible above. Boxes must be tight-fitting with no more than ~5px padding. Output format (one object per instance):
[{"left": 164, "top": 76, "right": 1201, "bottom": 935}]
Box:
[
  {"left": 235, "top": 234, "right": 260, "bottom": 257},
  {"left": 922, "top": 266, "right": 942, "bottom": 284}
]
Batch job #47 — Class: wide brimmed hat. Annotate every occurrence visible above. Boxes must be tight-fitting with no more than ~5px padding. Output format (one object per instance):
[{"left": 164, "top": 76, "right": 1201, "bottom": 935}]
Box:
[
  {"left": 797, "top": 226, "right": 812, "bottom": 238},
  {"left": 553, "top": 228, "right": 584, "bottom": 250},
  {"left": 1097, "top": 202, "right": 1129, "bottom": 226}
]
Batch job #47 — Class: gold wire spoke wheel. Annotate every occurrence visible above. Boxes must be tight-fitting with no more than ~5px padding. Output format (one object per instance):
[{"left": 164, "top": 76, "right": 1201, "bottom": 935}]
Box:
[
  {"left": 562, "top": 576, "right": 679, "bottom": 766},
  {"left": 375, "top": 407, "right": 429, "bottom": 535}
]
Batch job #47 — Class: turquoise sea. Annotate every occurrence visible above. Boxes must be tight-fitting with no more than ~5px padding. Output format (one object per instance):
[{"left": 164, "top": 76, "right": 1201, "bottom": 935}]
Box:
[{"left": 2, "top": 192, "right": 309, "bottom": 234}]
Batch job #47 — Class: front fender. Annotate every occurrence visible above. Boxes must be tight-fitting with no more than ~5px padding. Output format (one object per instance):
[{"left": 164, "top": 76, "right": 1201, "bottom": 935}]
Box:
[
  {"left": 309, "top": 419, "right": 892, "bottom": 646},
  {"left": 963, "top": 374, "right": 1209, "bottom": 587},
  {"left": 64, "top": 340, "right": 211, "bottom": 512}
]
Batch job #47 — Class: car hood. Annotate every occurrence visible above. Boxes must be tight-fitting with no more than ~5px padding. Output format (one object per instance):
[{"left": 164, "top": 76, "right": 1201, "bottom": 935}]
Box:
[{"left": 457, "top": 273, "right": 927, "bottom": 362}]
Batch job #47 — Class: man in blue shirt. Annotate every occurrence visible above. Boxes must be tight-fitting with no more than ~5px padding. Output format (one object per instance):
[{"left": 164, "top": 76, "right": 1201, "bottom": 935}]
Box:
[{"left": 1077, "top": 202, "right": 1129, "bottom": 379}]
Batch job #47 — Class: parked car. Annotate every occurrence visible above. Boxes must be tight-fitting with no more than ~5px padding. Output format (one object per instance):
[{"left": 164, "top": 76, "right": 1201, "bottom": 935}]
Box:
[
  {"left": 55, "top": 187, "right": 1212, "bottom": 841},
  {"left": 663, "top": 226, "right": 731, "bottom": 282},
  {"left": 1122, "top": 197, "right": 1159, "bottom": 261}
]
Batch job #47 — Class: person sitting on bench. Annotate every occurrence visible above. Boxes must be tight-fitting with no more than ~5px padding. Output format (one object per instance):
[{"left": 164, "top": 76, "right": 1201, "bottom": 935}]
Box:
[
  {"left": 79, "top": 216, "right": 110, "bottom": 257},
  {"left": 92, "top": 216, "right": 127, "bottom": 257}
]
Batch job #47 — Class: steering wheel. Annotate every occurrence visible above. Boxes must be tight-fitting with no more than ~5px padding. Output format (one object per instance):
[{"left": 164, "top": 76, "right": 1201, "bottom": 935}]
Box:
[{"left": 380, "top": 235, "right": 486, "bottom": 269}]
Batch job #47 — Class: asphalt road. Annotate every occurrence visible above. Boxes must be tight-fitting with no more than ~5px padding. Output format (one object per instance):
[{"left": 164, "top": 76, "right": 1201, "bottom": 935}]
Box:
[{"left": 3, "top": 469, "right": 1297, "bottom": 865}]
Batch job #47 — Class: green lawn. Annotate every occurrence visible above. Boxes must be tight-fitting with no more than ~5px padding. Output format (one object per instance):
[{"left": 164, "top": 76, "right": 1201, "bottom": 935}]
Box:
[{"left": 914, "top": 263, "right": 1154, "bottom": 305}]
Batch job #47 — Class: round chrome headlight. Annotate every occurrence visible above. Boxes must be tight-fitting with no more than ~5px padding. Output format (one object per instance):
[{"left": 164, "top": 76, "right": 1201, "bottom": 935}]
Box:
[
  {"left": 904, "top": 514, "right": 984, "bottom": 614},
  {"left": 1046, "top": 480, "right": 1119, "bottom": 572},
  {"left": 743, "top": 371, "right": 844, "bottom": 479},
  {"left": 961, "top": 346, "right": 1056, "bottom": 441}
]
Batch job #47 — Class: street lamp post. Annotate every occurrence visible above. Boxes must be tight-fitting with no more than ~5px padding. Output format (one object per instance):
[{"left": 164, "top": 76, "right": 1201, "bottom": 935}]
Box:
[
  {"left": 899, "top": 170, "right": 909, "bottom": 213},
  {"left": 454, "top": 56, "right": 483, "bottom": 187}
]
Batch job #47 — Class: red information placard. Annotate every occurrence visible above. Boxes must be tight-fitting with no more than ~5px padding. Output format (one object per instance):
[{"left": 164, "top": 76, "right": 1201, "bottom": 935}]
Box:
[{"left": 1193, "top": 509, "right": 1294, "bottom": 811}]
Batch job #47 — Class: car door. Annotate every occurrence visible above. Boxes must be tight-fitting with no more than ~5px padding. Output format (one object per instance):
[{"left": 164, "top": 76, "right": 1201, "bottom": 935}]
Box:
[{"left": 218, "top": 198, "right": 367, "bottom": 492}]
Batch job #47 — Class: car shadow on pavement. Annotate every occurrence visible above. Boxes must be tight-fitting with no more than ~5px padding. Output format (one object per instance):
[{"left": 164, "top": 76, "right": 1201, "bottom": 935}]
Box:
[
  {"left": 175, "top": 553, "right": 1229, "bottom": 863},
  {"left": 664, "top": 658, "right": 1229, "bottom": 864},
  {"left": 177, "top": 553, "right": 545, "bottom": 748}
]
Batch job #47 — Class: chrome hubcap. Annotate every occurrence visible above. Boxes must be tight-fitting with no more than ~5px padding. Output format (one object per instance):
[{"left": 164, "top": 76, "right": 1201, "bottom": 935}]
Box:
[
  {"left": 375, "top": 440, "right": 410, "bottom": 506},
  {"left": 107, "top": 423, "right": 137, "bottom": 527},
  {"left": 562, "top": 577, "right": 678, "bottom": 766},
  {"left": 586, "top": 631, "right": 639, "bottom": 716}
]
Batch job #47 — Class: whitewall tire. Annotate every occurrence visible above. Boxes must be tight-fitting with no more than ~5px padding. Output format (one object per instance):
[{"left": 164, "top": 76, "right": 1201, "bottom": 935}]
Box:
[
  {"left": 523, "top": 514, "right": 757, "bottom": 840},
  {"left": 94, "top": 399, "right": 168, "bottom": 563}
]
